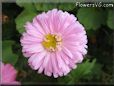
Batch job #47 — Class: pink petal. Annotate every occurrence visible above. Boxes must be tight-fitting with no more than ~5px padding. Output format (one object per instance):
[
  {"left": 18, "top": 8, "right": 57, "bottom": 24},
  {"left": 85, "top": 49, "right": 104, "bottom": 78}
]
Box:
[{"left": 62, "top": 46, "right": 73, "bottom": 59}]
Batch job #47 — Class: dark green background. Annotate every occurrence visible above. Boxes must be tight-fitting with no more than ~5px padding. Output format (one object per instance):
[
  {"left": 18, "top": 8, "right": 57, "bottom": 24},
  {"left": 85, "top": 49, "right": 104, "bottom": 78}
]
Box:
[{"left": 2, "top": 2, "right": 114, "bottom": 85}]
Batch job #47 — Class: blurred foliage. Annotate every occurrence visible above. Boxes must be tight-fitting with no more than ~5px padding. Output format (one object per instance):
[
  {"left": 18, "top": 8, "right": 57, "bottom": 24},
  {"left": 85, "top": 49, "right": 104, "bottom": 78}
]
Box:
[
  {"left": 15, "top": 9, "right": 37, "bottom": 34},
  {"left": 58, "top": 59, "right": 96, "bottom": 84},
  {"left": 33, "top": 3, "right": 75, "bottom": 11},
  {"left": 16, "top": 0, "right": 75, "bottom": 11},
  {"left": 2, "top": 2, "right": 114, "bottom": 85},
  {"left": 2, "top": 40, "right": 18, "bottom": 65},
  {"left": 107, "top": 9, "right": 114, "bottom": 29},
  {"left": 77, "top": 8, "right": 107, "bottom": 30},
  {"left": 15, "top": 2, "right": 37, "bottom": 34}
]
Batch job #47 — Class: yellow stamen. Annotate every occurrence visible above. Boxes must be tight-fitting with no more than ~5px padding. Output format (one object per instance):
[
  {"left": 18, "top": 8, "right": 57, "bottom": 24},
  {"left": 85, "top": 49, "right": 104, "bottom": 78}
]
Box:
[{"left": 42, "top": 34, "right": 62, "bottom": 52}]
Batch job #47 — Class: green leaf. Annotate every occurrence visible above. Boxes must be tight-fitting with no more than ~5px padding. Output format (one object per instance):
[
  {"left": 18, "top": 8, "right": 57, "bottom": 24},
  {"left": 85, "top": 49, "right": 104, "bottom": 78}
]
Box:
[
  {"left": 71, "top": 59, "right": 96, "bottom": 79},
  {"left": 16, "top": 0, "right": 25, "bottom": 7},
  {"left": 15, "top": 0, "right": 37, "bottom": 34},
  {"left": 15, "top": 9, "right": 37, "bottom": 34},
  {"left": 58, "top": 75, "right": 71, "bottom": 84},
  {"left": 82, "top": 63, "right": 102, "bottom": 80},
  {"left": 2, "top": 40, "right": 18, "bottom": 65},
  {"left": 33, "top": 3, "right": 75, "bottom": 11},
  {"left": 58, "top": 3, "right": 75, "bottom": 11},
  {"left": 16, "top": 0, "right": 36, "bottom": 12},
  {"left": 77, "top": 8, "right": 106, "bottom": 30},
  {"left": 107, "top": 9, "right": 114, "bottom": 30},
  {"left": 58, "top": 59, "right": 96, "bottom": 84},
  {"left": 34, "top": 3, "right": 57, "bottom": 11}
]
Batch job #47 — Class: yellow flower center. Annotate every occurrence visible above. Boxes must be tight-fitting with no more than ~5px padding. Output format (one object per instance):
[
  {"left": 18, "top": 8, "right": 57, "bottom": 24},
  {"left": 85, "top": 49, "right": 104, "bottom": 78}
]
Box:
[{"left": 42, "top": 34, "right": 62, "bottom": 52}]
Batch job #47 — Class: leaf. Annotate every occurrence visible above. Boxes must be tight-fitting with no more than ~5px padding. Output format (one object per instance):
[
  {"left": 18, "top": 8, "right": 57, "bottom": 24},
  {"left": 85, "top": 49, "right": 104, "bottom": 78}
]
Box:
[
  {"left": 34, "top": 3, "right": 57, "bottom": 11},
  {"left": 71, "top": 59, "right": 96, "bottom": 80},
  {"left": 15, "top": 0, "right": 37, "bottom": 34},
  {"left": 107, "top": 9, "right": 114, "bottom": 30},
  {"left": 77, "top": 8, "right": 106, "bottom": 30},
  {"left": 16, "top": 0, "right": 36, "bottom": 12},
  {"left": 16, "top": 0, "right": 25, "bottom": 7},
  {"left": 58, "top": 59, "right": 96, "bottom": 84},
  {"left": 15, "top": 9, "right": 37, "bottom": 34},
  {"left": 14, "top": 50, "right": 28, "bottom": 70},
  {"left": 82, "top": 63, "right": 102, "bottom": 80},
  {"left": 33, "top": 3, "right": 75, "bottom": 11},
  {"left": 58, "top": 3, "right": 75, "bottom": 11},
  {"left": 2, "top": 40, "right": 18, "bottom": 65},
  {"left": 58, "top": 75, "right": 71, "bottom": 84}
]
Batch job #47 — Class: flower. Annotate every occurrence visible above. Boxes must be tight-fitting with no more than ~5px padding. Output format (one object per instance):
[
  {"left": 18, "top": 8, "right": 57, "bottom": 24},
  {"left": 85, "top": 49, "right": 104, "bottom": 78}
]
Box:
[
  {"left": 20, "top": 9, "right": 87, "bottom": 78},
  {"left": 0, "top": 62, "right": 20, "bottom": 85}
]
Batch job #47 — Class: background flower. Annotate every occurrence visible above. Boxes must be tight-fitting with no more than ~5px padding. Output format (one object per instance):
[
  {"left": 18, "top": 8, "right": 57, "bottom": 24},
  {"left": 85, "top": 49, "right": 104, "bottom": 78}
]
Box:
[{"left": 0, "top": 62, "right": 20, "bottom": 85}]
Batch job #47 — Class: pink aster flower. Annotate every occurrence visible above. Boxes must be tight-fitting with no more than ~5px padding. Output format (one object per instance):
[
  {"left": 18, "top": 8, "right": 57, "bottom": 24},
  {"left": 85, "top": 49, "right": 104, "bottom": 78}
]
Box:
[
  {"left": 20, "top": 9, "right": 87, "bottom": 78},
  {"left": 0, "top": 62, "right": 20, "bottom": 85}
]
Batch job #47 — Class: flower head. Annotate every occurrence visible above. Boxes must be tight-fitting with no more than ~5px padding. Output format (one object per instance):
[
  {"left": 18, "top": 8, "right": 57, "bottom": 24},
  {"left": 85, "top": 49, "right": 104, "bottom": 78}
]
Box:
[
  {"left": 0, "top": 62, "right": 20, "bottom": 85},
  {"left": 20, "top": 9, "right": 87, "bottom": 78}
]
